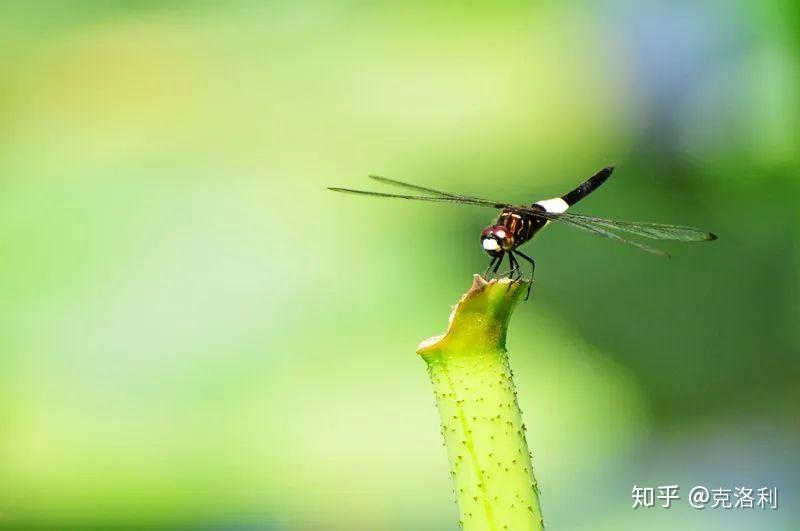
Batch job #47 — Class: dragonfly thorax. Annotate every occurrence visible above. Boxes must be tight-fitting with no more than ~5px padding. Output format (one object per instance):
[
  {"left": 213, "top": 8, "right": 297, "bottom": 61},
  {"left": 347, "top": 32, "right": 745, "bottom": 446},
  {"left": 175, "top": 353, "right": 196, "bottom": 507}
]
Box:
[{"left": 481, "top": 209, "right": 546, "bottom": 256}]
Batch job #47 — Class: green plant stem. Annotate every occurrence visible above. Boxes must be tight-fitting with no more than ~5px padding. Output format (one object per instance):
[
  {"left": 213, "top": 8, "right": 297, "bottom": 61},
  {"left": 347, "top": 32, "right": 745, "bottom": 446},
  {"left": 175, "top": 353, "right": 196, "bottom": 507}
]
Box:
[{"left": 418, "top": 276, "right": 543, "bottom": 531}]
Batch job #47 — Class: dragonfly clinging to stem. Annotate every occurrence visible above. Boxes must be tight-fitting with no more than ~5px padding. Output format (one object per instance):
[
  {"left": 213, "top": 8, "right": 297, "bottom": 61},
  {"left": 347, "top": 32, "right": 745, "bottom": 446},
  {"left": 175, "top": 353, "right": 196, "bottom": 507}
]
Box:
[{"left": 329, "top": 167, "right": 717, "bottom": 299}]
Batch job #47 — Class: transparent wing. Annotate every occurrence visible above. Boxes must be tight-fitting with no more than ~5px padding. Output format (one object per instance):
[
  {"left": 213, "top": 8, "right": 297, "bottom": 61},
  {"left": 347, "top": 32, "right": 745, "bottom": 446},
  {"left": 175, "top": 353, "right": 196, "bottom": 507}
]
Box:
[
  {"left": 554, "top": 212, "right": 717, "bottom": 241},
  {"left": 541, "top": 212, "right": 671, "bottom": 257},
  {"left": 513, "top": 206, "right": 715, "bottom": 242},
  {"left": 368, "top": 175, "right": 506, "bottom": 204},
  {"left": 328, "top": 187, "right": 507, "bottom": 208}
]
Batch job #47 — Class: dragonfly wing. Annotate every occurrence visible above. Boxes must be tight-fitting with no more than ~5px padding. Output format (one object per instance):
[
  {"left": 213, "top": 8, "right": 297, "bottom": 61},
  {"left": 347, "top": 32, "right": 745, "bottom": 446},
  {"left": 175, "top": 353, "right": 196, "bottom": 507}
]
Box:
[
  {"left": 368, "top": 175, "right": 506, "bottom": 206},
  {"left": 328, "top": 187, "right": 506, "bottom": 208},
  {"left": 556, "top": 212, "right": 717, "bottom": 241},
  {"left": 551, "top": 214, "right": 671, "bottom": 257}
]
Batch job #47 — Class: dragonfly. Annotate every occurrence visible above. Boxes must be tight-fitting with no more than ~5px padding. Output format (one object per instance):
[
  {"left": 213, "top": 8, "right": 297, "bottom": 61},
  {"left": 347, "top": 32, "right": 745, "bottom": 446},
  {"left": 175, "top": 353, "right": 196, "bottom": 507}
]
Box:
[{"left": 329, "top": 166, "right": 717, "bottom": 298}]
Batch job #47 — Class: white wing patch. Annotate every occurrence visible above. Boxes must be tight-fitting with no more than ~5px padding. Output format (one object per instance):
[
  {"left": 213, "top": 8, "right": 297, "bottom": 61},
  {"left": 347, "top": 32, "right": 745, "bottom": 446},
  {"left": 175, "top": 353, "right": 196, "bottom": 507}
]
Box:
[{"left": 535, "top": 197, "right": 570, "bottom": 214}]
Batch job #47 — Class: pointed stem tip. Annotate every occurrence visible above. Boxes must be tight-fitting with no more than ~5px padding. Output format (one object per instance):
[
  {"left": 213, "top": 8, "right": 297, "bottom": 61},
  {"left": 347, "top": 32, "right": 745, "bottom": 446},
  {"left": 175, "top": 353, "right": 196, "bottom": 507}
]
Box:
[{"left": 417, "top": 275, "right": 529, "bottom": 356}]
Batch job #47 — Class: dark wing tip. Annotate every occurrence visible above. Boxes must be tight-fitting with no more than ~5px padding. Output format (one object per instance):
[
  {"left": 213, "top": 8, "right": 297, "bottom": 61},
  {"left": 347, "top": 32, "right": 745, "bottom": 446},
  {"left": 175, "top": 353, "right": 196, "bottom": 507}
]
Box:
[{"left": 708, "top": 232, "right": 718, "bottom": 241}]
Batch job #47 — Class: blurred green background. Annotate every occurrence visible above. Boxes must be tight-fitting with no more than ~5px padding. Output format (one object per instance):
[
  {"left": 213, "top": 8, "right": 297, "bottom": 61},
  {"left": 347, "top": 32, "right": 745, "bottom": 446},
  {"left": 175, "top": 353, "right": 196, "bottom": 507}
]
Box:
[{"left": 0, "top": 1, "right": 797, "bottom": 529}]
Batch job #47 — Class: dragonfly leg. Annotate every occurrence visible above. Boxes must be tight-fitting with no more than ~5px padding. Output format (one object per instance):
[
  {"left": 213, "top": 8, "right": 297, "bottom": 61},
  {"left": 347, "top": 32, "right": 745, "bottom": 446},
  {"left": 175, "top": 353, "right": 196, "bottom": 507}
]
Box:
[
  {"left": 491, "top": 252, "right": 504, "bottom": 278},
  {"left": 484, "top": 255, "right": 498, "bottom": 279},
  {"left": 514, "top": 249, "right": 536, "bottom": 300},
  {"left": 510, "top": 252, "right": 523, "bottom": 280},
  {"left": 505, "top": 252, "right": 522, "bottom": 291}
]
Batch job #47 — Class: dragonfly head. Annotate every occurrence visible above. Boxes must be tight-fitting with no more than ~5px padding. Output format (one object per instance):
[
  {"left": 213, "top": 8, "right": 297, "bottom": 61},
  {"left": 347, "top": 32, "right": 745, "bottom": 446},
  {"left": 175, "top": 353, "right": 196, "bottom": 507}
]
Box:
[{"left": 481, "top": 225, "right": 514, "bottom": 256}]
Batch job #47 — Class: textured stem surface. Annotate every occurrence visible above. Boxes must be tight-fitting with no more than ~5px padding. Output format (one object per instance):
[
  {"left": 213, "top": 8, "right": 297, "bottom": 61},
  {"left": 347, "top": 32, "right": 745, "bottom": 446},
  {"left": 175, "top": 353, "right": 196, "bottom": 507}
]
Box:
[{"left": 418, "top": 276, "right": 543, "bottom": 531}]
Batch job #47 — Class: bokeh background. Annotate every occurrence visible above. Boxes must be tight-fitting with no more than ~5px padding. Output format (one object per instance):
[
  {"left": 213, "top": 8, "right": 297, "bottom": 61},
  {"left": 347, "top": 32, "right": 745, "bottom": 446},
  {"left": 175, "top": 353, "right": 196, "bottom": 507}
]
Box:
[{"left": 0, "top": 1, "right": 798, "bottom": 529}]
